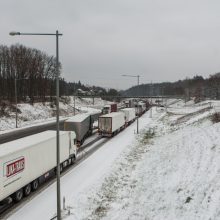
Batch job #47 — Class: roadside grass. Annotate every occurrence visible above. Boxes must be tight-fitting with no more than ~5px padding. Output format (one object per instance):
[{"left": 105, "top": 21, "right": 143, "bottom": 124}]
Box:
[{"left": 136, "top": 128, "right": 156, "bottom": 145}]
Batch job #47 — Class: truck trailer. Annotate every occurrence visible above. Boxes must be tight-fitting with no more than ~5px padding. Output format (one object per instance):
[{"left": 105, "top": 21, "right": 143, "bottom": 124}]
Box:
[
  {"left": 64, "top": 113, "right": 93, "bottom": 146},
  {"left": 120, "top": 108, "right": 136, "bottom": 125},
  {"left": 98, "top": 112, "right": 125, "bottom": 137},
  {"left": 135, "top": 101, "right": 146, "bottom": 116},
  {"left": 102, "top": 103, "right": 118, "bottom": 114},
  {"left": 0, "top": 130, "right": 76, "bottom": 203}
]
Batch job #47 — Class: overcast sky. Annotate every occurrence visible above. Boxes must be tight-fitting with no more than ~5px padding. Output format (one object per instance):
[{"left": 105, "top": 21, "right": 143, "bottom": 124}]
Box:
[{"left": 2, "top": 0, "right": 220, "bottom": 90}]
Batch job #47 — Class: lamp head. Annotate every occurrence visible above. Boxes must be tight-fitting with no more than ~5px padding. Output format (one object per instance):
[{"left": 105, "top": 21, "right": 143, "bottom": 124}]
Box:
[{"left": 9, "top": 32, "right": 21, "bottom": 36}]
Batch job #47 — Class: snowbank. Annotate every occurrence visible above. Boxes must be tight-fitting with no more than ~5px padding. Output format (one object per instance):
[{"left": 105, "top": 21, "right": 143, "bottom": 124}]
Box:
[{"left": 0, "top": 97, "right": 105, "bottom": 132}]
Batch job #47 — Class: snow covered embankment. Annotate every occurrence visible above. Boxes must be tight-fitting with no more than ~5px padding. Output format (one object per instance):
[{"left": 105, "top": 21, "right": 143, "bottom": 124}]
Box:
[
  {"left": 0, "top": 97, "right": 104, "bottom": 132},
  {"left": 72, "top": 104, "right": 220, "bottom": 220}
]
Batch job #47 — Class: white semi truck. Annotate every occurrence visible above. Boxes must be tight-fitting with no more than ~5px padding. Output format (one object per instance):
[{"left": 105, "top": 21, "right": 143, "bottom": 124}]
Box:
[
  {"left": 98, "top": 112, "right": 125, "bottom": 137},
  {"left": 0, "top": 130, "right": 77, "bottom": 203}
]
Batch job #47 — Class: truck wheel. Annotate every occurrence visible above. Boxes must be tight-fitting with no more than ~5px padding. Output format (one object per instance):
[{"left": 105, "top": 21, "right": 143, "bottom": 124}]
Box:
[
  {"left": 24, "top": 184, "right": 31, "bottom": 196},
  {"left": 71, "top": 156, "right": 76, "bottom": 164},
  {"left": 55, "top": 165, "right": 62, "bottom": 175},
  {"left": 32, "top": 179, "right": 39, "bottom": 191},
  {"left": 60, "top": 164, "right": 63, "bottom": 173},
  {"left": 13, "top": 189, "right": 23, "bottom": 203}
]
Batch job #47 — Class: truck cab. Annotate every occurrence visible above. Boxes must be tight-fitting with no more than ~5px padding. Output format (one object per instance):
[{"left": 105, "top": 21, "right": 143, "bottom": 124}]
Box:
[{"left": 69, "top": 131, "right": 77, "bottom": 156}]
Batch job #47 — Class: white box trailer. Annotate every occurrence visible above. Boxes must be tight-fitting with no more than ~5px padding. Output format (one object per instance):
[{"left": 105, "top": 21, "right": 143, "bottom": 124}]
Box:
[
  {"left": 135, "top": 102, "right": 146, "bottom": 116},
  {"left": 0, "top": 130, "right": 76, "bottom": 203},
  {"left": 98, "top": 112, "right": 125, "bottom": 137},
  {"left": 139, "top": 101, "right": 146, "bottom": 110},
  {"left": 120, "top": 108, "right": 136, "bottom": 125}
]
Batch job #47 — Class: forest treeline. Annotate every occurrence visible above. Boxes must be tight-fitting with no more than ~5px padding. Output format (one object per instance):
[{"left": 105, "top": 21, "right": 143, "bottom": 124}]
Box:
[
  {"left": 122, "top": 74, "right": 220, "bottom": 102},
  {"left": 1, "top": 44, "right": 220, "bottom": 105},
  {"left": 0, "top": 44, "right": 62, "bottom": 103},
  {"left": 0, "top": 44, "right": 119, "bottom": 104}
]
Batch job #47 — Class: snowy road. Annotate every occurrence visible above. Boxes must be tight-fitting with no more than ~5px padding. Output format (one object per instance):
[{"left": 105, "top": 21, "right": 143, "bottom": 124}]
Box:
[{"left": 7, "top": 110, "right": 153, "bottom": 220}]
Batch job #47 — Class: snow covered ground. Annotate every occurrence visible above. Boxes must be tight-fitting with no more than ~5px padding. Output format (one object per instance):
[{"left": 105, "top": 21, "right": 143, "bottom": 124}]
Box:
[
  {"left": 6, "top": 99, "right": 220, "bottom": 220},
  {"left": 0, "top": 97, "right": 105, "bottom": 132}
]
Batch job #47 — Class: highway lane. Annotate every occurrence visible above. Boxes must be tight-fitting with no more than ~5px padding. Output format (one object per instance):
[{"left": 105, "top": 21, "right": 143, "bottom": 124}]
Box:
[{"left": 0, "top": 120, "right": 66, "bottom": 144}]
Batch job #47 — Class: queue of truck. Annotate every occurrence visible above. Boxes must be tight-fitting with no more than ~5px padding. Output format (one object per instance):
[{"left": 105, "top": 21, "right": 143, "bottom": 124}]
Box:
[{"left": 0, "top": 100, "right": 149, "bottom": 205}]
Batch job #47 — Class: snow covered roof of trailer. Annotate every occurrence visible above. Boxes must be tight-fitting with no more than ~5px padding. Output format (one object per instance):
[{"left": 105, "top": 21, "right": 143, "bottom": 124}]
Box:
[
  {"left": 65, "top": 113, "right": 90, "bottom": 123},
  {"left": 103, "top": 105, "right": 110, "bottom": 108},
  {"left": 0, "top": 130, "right": 67, "bottom": 158},
  {"left": 90, "top": 110, "right": 101, "bottom": 115},
  {"left": 120, "top": 108, "right": 135, "bottom": 111},
  {"left": 138, "top": 102, "right": 145, "bottom": 105},
  {"left": 100, "top": 112, "right": 124, "bottom": 118}
]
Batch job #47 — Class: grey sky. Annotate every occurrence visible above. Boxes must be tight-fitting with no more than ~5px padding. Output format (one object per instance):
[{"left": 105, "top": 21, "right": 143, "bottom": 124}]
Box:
[{"left": 2, "top": 0, "right": 220, "bottom": 90}]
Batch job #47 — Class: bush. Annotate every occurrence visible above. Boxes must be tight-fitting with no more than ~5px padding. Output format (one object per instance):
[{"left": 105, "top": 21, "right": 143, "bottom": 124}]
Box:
[
  {"left": 211, "top": 112, "right": 220, "bottom": 123},
  {"left": 0, "top": 101, "right": 7, "bottom": 116},
  {"left": 0, "top": 101, "right": 20, "bottom": 117},
  {"left": 61, "top": 96, "right": 71, "bottom": 105},
  {"left": 140, "top": 128, "right": 155, "bottom": 144}
]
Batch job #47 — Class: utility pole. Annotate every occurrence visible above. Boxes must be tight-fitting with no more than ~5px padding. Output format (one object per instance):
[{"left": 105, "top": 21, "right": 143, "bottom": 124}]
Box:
[
  {"left": 14, "top": 77, "right": 18, "bottom": 128},
  {"left": 10, "top": 30, "right": 63, "bottom": 220},
  {"left": 14, "top": 77, "right": 28, "bottom": 128},
  {"left": 55, "top": 30, "right": 61, "bottom": 220},
  {"left": 74, "top": 95, "right": 76, "bottom": 115},
  {"left": 137, "top": 76, "right": 139, "bottom": 134},
  {"left": 73, "top": 84, "right": 76, "bottom": 116},
  {"left": 150, "top": 81, "right": 153, "bottom": 118}
]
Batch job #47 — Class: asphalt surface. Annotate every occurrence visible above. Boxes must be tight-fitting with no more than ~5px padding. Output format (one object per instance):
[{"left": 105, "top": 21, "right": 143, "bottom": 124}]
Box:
[{"left": 0, "top": 120, "right": 66, "bottom": 144}]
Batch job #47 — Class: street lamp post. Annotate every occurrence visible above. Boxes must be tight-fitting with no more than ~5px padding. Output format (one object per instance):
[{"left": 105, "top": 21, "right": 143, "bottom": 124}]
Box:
[
  {"left": 73, "top": 87, "right": 79, "bottom": 116},
  {"left": 122, "top": 74, "right": 140, "bottom": 134},
  {"left": 15, "top": 77, "right": 18, "bottom": 128},
  {"left": 74, "top": 94, "right": 76, "bottom": 115},
  {"left": 10, "top": 31, "right": 63, "bottom": 220}
]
